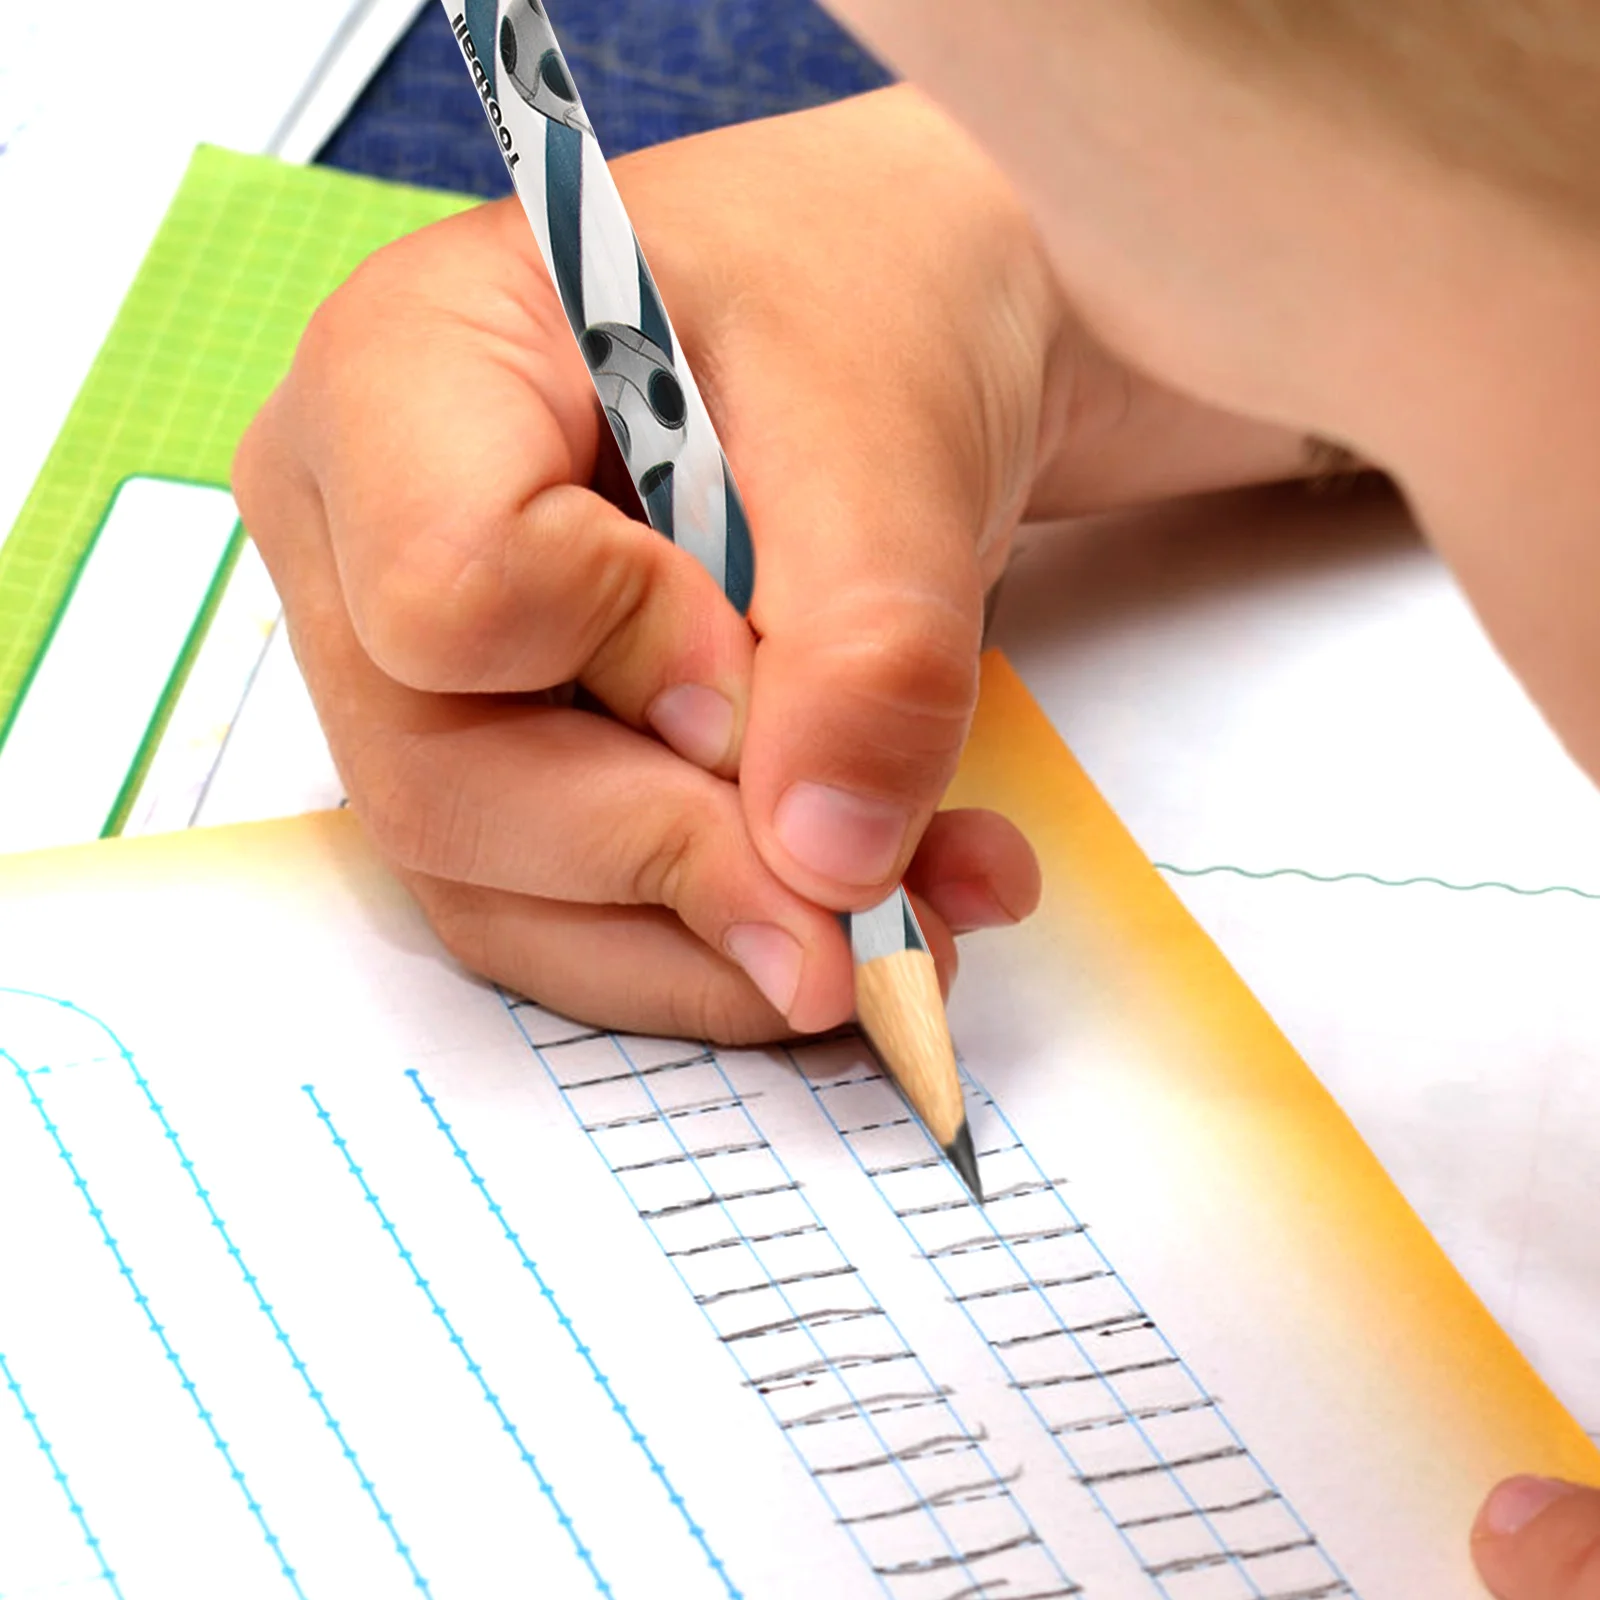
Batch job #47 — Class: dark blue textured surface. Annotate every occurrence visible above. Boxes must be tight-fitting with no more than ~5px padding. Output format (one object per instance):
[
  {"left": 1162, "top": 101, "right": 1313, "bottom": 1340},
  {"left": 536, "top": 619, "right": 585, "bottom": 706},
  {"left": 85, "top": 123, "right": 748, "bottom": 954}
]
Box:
[{"left": 317, "top": 1, "right": 890, "bottom": 198}]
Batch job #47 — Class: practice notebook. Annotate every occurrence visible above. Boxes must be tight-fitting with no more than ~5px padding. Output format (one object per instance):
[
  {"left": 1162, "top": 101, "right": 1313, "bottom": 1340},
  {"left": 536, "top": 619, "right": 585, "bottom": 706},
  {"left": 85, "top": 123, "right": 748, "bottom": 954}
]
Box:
[{"left": 0, "top": 654, "right": 1592, "bottom": 1600}]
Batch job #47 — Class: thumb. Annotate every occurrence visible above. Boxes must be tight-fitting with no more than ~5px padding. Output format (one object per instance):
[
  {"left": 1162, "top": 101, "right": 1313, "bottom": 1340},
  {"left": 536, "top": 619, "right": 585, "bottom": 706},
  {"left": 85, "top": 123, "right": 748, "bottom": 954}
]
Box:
[
  {"left": 738, "top": 465, "right": 987, "bottom": 910},
  {"left": 1474, "top": 1477, "right": 1600, "bottom": 1599}
]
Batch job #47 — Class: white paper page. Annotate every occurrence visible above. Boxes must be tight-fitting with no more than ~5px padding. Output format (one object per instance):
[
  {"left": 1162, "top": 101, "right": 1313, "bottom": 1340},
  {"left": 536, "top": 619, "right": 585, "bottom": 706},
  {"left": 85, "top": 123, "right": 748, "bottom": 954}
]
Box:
[
  {"left": 0, "top": 763, "right": 1591, "bottom": 1600},
  {"left": 991, "top": 486, "right": 1600, "bottom": 1441},
  {"left": 121, "top": 541, "right": 291, "bottom": 839}
]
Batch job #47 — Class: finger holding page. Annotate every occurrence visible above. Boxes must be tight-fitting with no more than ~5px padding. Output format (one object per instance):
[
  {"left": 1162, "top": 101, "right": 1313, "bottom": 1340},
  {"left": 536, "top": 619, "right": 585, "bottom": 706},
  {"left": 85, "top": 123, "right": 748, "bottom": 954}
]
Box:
[{"left": 1474, "top": 1477, "right": 1600, "bottom": 1600}]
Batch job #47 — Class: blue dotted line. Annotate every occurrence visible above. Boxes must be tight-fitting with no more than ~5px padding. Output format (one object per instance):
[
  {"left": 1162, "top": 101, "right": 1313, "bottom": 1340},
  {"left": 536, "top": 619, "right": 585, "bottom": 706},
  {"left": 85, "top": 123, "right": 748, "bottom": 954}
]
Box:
[
  {"left": 0, "top": 1348, "right": 123, "bottom": 1598},
  {"left": 302, "top": 1084, "right": 612, "bottom": 1598},
  {"left": 3, "top": 1048, "right": 304, "bottom": 1597},
  {"left": 118, "top": 1049, "right": 429, "bottom": 1589},
  {"left": 0, "top": 988, "right": 430, "bottom": 1594},
  {"left": 404, "top": 1069, "right": 741, "bottom": 1599}
]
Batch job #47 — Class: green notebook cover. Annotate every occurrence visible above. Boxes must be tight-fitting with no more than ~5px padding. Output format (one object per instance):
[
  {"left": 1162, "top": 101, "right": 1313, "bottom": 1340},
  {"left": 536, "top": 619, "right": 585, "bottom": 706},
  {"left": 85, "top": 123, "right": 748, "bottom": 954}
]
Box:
[{"left": 0, "top": 146, "right": 477, "bottom": 731}]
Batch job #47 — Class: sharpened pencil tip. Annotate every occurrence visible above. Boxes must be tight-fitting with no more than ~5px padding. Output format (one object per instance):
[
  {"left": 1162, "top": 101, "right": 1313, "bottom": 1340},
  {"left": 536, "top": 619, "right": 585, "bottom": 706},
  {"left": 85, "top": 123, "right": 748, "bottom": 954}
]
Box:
[{"left": 944, "top": 1121, "right": 983, "bottom": 1204}]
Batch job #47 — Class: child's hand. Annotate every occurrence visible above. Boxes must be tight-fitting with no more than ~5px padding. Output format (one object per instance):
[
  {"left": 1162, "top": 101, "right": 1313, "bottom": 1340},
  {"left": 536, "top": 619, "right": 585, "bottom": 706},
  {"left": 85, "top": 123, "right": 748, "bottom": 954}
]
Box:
[
  {"left": 234, "top": 89, "right": 1047, "bottom": 1042},
  {"left": 234, "top": 87, "right": 1300, "bottom": 1043}
]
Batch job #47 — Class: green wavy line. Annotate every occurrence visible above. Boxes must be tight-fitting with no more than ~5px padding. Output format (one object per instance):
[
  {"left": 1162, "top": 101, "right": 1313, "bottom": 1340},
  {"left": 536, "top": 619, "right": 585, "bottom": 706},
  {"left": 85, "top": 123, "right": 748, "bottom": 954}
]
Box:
[{"left": 1153, "top": 862, "right": 1600, "bottom": 903}]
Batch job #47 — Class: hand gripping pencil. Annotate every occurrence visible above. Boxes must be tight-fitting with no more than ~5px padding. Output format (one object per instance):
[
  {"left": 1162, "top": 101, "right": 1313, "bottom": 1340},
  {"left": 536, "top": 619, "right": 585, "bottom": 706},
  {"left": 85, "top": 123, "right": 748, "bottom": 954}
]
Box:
[{"left": 443, "top": 0, "right": 982, "bottom": 1202}]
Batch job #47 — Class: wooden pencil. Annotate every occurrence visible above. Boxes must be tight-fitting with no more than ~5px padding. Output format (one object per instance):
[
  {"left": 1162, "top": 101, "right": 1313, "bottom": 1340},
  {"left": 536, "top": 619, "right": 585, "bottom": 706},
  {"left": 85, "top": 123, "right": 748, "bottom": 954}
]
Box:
[{"left": 444, "top": 0, "right": 981, "bottom": 1200}]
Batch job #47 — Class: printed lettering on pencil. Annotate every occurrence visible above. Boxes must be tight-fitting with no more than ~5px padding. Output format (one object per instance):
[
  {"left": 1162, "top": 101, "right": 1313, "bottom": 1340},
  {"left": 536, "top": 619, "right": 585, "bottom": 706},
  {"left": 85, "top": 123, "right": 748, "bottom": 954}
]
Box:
[{"left": 450, "top": 11, "right": 522, "bottom": 171}]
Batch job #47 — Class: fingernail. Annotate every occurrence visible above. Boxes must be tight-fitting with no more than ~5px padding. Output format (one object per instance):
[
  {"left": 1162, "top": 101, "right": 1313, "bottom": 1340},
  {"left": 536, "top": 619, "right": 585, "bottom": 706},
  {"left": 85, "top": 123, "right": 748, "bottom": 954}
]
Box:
[
  {"left": 724, "top": 924, "right": 803, "bottom": 1017},
  {"left": 647, "top": 685, "right": 736, "bottom": 770},
  {"left": 1479, "top": 1477, "right": 1582, "bottom": 1539},
  {"left": 774, "top": 782, "right": 909, "bottom": 887},
  {"left": 933, "top": 879, "right": 1019, "bottom": 934}
]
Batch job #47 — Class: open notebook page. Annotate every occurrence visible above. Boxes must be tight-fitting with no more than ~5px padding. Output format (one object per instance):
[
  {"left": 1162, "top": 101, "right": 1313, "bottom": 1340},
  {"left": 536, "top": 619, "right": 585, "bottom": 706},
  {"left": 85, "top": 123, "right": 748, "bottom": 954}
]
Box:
[{"left": 0, "top": 655, "right": 1592, "bottom": 1599}]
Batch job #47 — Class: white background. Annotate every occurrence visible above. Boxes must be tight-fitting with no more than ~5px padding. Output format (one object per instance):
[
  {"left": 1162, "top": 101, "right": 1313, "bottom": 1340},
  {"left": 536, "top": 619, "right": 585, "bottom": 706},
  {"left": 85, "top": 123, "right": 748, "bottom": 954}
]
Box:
[{"left": 0, "top": 0, "right": 425, "bottom": 546}]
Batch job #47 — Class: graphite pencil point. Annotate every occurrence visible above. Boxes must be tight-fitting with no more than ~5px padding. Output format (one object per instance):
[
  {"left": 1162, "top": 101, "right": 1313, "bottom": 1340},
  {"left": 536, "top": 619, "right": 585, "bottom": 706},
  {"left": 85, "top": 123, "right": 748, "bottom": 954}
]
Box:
[{"left": 944, "top": 1121, "right": 984, "bottom": 1204}]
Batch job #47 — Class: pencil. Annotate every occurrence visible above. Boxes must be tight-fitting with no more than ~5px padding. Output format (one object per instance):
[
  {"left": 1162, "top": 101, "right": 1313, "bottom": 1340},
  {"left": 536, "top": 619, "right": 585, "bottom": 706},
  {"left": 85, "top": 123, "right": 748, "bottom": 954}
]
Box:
[{"left": 443, "top": 0, "right": 982, "bottom": 1202}]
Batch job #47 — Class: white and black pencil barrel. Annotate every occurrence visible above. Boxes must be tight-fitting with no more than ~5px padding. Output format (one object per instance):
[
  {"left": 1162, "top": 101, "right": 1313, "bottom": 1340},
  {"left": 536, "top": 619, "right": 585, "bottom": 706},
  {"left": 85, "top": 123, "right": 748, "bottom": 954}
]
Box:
[
  {"left": 446, "top": 0, "right": 934, "bottom": 964},
  {"left": 449, "top": 0, "right": 753, "bottom": 609},
  {"left": 846, "top": 895, "right": 929, "bottom": 965}
]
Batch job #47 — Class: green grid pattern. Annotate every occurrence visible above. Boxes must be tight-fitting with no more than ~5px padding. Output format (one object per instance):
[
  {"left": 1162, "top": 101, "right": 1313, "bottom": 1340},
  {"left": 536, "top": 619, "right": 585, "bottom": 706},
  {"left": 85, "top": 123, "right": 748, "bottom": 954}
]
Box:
[{"left": 0, "top": 146, "right": 476, "bottom": 723}]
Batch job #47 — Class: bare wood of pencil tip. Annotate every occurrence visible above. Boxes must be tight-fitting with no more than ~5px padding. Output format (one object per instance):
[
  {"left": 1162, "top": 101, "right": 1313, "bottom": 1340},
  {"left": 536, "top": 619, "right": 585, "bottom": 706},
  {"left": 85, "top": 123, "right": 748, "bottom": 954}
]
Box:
[{"left": 855, "top": 949, "right": 984, "bottom": 1204}]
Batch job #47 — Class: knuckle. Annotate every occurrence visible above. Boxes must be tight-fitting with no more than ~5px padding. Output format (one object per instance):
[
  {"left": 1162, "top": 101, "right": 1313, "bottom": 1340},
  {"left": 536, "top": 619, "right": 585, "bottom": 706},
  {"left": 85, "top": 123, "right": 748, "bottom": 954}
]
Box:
[
  {"left": 873, "top": 598, "right": 983, "bottom": 711},
  {"left": 353, "top": 489, "right": 655, "bottom": 695},
  {"left": 297, "top": 245, "right": 408, "bottom": 371},
  {"left": 288, "top": 242, "right": 438, "bottom": 445},
  {"left": 625, "top": 810, "right": 702, "bottom": 909},
  {"left": 828, "top": 595, "right": 983, "bottom": 776},
  {"left": 356, "top": 527, "right": 516, "bottom": 690},
  {"left": 567, "top": 521, "right": 654, "bottom": 676},
  {"left": 230, "top": 411, "right": 273, "bottom": 527},
  {"left": 520, "top": 487, "right": 658, "bottom": 685}
]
